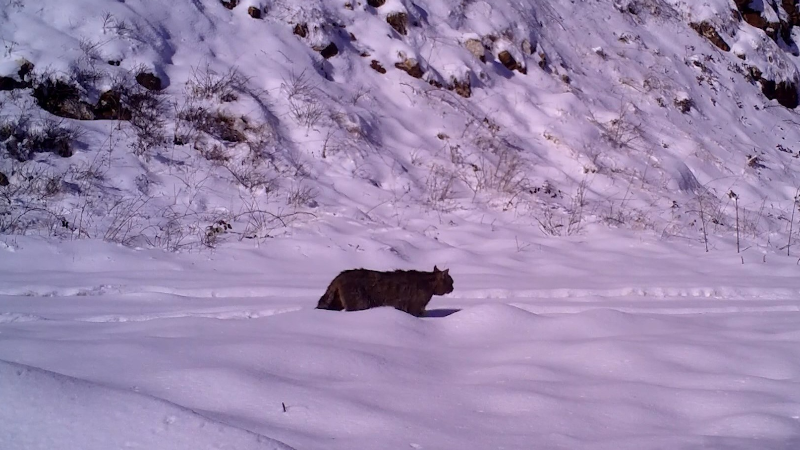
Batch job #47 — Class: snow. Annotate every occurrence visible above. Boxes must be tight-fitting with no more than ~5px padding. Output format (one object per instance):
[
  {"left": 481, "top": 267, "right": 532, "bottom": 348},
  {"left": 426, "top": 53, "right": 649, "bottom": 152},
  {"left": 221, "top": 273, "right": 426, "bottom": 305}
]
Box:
[
  {"left": 3, "top": 0, "right": 800, "bottom": 448},
  {"left": 2, "top": 234, "right": 800, "bottom": 449},
  {"left": 2, "top": 360, "right": 293, "bottom": 450}
]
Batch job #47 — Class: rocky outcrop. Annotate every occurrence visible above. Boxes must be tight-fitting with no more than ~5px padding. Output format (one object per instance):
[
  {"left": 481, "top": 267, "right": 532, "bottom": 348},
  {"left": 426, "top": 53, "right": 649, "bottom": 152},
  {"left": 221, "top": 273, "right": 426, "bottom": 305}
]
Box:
[
  {"left": 247, "top": 6, "right": 262, "bottom": 19},
  {"left": 395, "top": 57, "right": 423, "bottom": 78},
  {"left": 316, "top": 42, "right": 339, "bottom": 59},
  {"left": 734, "top": 0, "right": 798, "bottom": 55},
  {"left": 293, "top": 23, "right": 308, "bottom": 38},
  {"left": 464, "top": 39, "right": 487, "bottom": 63},
  {"left": 498, "top": 51, "right": 526, "bottom": 74},
  {"left": 370, "top": 60, "right": 387, "bottom": 74},
  {"left": 32, "top": 79, "right": 95, "bottom": 120},
  {"left": 761, "top": 78, "right": 799, "bottom": 108},
  {"left": 135, "top": 72, "right": 163, "bottom": 91},
  {"left": 220, "top": 0, "right": 238, "bottom": 10},
  {"left": 689, "top": 22, "right": 731, "bottom": 52}
]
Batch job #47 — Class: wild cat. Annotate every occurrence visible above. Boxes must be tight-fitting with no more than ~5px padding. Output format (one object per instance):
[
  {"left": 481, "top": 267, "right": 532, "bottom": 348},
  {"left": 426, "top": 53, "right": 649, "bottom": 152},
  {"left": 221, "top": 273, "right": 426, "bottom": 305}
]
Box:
[{"left": 316, "top": 266, "right": 454, "bottom": 317}]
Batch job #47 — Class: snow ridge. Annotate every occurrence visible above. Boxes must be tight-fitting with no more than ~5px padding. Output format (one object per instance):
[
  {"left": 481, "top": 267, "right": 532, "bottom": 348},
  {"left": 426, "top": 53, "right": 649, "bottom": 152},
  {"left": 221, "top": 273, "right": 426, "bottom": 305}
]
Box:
[{"left": 0, "top": 359, "right": 296, "bottom": 450}]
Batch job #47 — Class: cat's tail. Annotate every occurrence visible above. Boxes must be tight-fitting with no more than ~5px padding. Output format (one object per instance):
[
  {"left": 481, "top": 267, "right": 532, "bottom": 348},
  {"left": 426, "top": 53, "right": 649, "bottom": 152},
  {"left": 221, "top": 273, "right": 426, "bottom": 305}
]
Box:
[{"left": 316, "top": 283, "right": 343, "bottom": 310}]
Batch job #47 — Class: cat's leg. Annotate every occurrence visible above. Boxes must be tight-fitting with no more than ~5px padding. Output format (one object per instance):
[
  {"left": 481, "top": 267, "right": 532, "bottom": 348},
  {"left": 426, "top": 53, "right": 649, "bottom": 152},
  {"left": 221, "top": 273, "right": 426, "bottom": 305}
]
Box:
[
  {"left": 317, "top": 285, "right": 343, "bottom": 310},
  {"left": 344, "top": 285, "right": 371, "bottom": 311}
]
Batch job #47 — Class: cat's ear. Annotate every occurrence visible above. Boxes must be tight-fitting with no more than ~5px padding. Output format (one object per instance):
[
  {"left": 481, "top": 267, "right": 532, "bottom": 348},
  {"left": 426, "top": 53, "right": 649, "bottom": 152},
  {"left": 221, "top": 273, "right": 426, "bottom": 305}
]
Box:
[
  {"left": 433, "top": 265, "right": 440, "bottom": 273},
  {"left": 443, "top": 269, "right": 449, "bottom": 276}
]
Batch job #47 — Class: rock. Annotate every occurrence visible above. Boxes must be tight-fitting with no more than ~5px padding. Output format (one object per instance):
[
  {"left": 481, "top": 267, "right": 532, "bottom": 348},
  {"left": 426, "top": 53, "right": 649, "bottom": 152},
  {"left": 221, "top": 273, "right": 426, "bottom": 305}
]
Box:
[
  {"left": 318, "top": 42, "right": 339, "bottom": 59},
  {"left": 32, "top": 79, "right": 95, "bottom": 120},
  {"left": 498, "top": 50, "right": 525, "bottom": 74},
  {"left": 689, "top": 22, "right": 730, "bottom": 52},
  {"left": 521, "top": 39, "right": 534, "bottom": 55},
  {"left": 395, "top": 57, "right": 423, "bottom": 78},
  {"left": 247, "top": 6, "right": 262, "bottom": 19},
  {"left": 220, "top": 0, "right": 238, "bottom": 10},
  {"left": 135, "top": 72, "right": 163, "bottom": 91},
  {"left": 761, "top": 79, "right": 799, "bottom": 108},
  {"left": 0, "top": 172, "right": 8, "bottom": 187},
  {"left": 387, "top": 12, "right": 408, "bottom": 35},
  {"left": 370, "top": 60, "right": 386, "bottom": 74},
  {"left": 293, "top": 23, "right": 308, "bottom": 38},
  {"left": 464, "top": 39, "right": 486, "bottom": 63},
  {"left": 367, "top": 0, "right": 385, "bottom": 7},
  {"left": 742, "top": 11, "right": 767, "bottom": 29}
]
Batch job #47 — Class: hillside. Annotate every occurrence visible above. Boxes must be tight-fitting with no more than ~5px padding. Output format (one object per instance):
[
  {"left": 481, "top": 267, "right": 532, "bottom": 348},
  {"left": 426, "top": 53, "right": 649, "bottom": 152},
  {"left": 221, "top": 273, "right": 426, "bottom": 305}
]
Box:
[{"left": 2, "top": 0, "right": 800, "bottom": 251}]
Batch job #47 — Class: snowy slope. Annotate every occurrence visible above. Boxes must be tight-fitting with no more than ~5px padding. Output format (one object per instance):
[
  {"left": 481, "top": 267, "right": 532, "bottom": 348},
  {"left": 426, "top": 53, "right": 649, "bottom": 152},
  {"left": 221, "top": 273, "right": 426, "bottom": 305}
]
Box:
[{"left": 2, "top": 0, "right": 800, "bottom": 250}]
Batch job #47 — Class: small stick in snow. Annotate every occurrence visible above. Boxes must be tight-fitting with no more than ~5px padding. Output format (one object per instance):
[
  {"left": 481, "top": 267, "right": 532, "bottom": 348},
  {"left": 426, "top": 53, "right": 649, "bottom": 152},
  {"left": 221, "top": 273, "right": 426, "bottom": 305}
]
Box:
[
  {"left": 728, "top": 191, "right": 739, "bottom": 254},
  {"left": 282, "top": 402, "right": 287, "bottom": 413},
  {"left": 789, "top": 187, "right": 800, "bottom": 257}
]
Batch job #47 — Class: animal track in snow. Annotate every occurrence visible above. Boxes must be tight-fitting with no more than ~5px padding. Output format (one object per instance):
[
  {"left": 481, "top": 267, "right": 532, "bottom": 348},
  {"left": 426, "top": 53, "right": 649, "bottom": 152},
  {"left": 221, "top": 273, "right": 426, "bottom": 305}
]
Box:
[{"left": 78, "top": 307, "right": 303, "bottom": 323}]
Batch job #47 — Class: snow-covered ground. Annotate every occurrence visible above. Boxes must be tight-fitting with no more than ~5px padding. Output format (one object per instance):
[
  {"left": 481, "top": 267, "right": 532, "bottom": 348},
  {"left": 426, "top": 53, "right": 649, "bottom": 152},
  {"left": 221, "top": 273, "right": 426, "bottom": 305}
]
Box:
[
  {"left": 3, "top": 0, "right": 800, "bottom": 448},
  {"left": 2, "top": 233, "right": 800, "bottom": 449}
]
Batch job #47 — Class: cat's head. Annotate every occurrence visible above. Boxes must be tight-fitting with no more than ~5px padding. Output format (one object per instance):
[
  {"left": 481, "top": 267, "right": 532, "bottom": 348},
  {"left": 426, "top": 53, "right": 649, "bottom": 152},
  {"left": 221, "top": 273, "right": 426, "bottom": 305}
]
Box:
[{"left": 432, "top": 265, "right": 454, "bottom": 295}]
